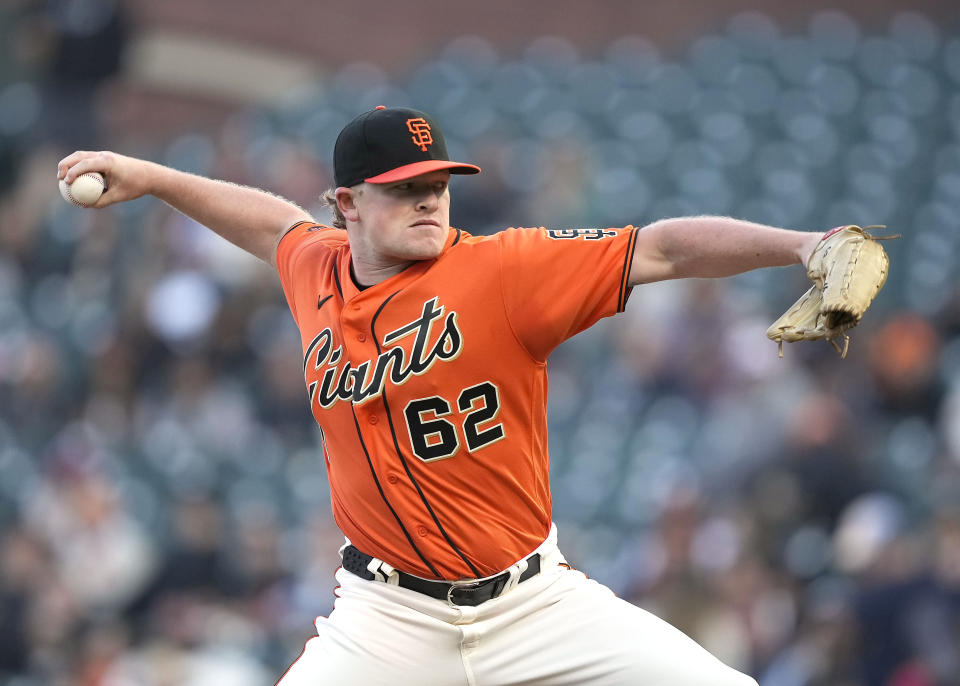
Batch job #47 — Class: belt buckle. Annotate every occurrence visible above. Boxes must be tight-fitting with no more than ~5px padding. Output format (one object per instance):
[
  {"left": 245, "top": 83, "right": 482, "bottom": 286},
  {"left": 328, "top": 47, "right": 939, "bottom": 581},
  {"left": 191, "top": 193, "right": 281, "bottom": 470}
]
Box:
[{"left": 446, "top": 580, "right": 483, "bottom": 606}]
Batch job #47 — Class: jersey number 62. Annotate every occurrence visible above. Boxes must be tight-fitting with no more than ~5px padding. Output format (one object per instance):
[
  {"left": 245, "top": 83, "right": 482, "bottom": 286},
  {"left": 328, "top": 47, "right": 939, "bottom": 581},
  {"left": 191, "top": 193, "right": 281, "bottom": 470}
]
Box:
[{"left": 403, "top": 381, "right": 505, "bottom": 462}]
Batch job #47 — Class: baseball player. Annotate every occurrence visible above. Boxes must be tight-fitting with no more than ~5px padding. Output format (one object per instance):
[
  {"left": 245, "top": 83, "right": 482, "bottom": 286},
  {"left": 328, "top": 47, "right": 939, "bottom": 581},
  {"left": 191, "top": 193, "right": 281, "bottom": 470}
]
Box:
[{"left": 59, "top": 106, "right": 828, "bottom": 685}]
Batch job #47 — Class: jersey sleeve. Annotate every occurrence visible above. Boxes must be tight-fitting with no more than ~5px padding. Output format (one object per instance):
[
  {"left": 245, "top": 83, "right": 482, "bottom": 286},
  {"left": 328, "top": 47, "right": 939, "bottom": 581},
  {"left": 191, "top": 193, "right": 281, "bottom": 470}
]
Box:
[
  {"left": 498, "top": 226, "right": 639, "bottom": 361},
  {"left": 275, "top": 221, "right": 337, "bottom": 328}
]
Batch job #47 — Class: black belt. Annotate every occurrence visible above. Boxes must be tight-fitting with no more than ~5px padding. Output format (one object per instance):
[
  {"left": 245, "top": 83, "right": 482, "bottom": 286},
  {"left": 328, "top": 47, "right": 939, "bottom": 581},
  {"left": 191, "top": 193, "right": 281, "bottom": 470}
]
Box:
[{"left": 341, "top": 545, "right": 541, "bottom": 607}]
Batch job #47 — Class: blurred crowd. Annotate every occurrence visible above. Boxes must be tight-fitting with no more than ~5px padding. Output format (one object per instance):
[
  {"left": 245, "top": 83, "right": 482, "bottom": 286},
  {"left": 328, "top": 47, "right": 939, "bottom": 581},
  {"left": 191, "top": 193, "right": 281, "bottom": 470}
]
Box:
[{"left": 2, "top": 3, "right": 960, "bottom": 685}]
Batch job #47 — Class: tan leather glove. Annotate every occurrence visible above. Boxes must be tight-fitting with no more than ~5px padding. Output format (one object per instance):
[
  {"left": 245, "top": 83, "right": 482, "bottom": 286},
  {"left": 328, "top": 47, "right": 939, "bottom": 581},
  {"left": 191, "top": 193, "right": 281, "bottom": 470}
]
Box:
[{"left": 767, "top": 225, "right": 895, "bottom": 358}]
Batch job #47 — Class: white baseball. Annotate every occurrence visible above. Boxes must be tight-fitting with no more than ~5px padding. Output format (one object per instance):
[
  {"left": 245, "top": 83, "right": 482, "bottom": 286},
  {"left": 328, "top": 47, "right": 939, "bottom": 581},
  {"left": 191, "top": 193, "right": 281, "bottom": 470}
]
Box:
[{"left": 59, "top": 172, "right": 106, "bottom": 207}]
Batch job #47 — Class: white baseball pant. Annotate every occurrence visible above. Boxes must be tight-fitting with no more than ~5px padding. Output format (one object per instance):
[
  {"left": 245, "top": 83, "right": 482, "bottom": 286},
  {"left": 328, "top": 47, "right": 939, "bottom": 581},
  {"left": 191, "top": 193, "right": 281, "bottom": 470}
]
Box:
[{"left": 277, "top": 526, "right": 758, "bottom": 686}]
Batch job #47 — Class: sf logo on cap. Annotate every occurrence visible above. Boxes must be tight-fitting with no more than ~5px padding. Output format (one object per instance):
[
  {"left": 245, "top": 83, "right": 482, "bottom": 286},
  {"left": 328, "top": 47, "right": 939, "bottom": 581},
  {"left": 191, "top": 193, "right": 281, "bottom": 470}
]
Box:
[{"left": 407, "top": 118, "right": 433, "bottom": 152}]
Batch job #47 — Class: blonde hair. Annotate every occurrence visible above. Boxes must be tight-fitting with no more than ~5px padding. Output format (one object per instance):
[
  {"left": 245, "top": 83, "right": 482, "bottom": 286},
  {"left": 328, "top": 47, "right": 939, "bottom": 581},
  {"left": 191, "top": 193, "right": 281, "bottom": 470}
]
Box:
[{"left": 320, "top": 188, "right": 346, "bottom": 229}]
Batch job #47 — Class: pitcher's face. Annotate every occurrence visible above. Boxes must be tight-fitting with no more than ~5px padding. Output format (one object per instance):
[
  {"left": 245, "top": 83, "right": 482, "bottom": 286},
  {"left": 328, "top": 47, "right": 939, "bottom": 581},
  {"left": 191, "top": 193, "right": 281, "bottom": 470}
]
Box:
[{"left": 341, "top": 170, "right": 452, "bottom": 266}]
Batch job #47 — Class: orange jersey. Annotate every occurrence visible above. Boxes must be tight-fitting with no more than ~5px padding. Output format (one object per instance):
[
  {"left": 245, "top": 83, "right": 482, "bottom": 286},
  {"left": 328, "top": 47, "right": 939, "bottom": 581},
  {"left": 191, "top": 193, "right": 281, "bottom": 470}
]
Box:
[{"left": 276, "top": 222, "right": 638, "bottom": 579}]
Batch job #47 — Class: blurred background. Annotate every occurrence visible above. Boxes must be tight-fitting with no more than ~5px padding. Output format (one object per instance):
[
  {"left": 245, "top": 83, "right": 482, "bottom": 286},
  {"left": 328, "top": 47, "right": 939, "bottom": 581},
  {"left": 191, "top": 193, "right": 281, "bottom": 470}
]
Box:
[{"left": 2, "top": 1, "right": 960, "bottom": 684}]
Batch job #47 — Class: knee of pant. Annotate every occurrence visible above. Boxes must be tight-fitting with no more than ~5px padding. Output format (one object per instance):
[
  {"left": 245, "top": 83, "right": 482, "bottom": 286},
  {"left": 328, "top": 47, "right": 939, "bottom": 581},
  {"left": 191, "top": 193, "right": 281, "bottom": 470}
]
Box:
[{"left": 713, "top": 666, "right": 759, "bottom": 686}]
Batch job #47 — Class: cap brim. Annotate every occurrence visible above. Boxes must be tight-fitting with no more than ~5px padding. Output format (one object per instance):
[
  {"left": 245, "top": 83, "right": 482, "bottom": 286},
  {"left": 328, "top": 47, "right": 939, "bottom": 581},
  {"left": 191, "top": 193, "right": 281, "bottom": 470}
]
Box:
[{"left": 365, "top": 160, "right": 481, "bottom": 184}]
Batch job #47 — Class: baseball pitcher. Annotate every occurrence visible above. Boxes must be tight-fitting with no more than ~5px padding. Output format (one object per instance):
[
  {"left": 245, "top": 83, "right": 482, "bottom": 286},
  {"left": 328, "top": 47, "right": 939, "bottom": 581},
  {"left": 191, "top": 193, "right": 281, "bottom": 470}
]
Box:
[{"left": 58, "top": 106, "right": 890, "bottom": 685}]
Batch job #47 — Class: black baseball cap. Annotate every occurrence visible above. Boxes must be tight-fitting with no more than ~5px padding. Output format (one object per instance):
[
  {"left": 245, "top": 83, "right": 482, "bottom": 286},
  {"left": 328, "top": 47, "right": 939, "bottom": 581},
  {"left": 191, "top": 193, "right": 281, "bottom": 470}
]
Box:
[{"left": 333, "top": 106, "right": 481, "bottom": 188}]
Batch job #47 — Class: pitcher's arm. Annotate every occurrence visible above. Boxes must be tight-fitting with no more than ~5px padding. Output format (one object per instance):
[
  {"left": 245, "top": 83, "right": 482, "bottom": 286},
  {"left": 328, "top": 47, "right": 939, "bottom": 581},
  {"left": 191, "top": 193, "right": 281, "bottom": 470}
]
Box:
[{"left": 58, "top": 151, "right": 313, "bottom": 265}]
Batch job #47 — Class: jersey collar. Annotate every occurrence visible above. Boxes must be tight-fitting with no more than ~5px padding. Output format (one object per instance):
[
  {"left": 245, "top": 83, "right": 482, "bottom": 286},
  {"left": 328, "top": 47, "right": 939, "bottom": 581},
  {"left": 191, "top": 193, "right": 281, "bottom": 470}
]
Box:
[{"left": 338, "top": 228, "right": 462, "bottom": 304}]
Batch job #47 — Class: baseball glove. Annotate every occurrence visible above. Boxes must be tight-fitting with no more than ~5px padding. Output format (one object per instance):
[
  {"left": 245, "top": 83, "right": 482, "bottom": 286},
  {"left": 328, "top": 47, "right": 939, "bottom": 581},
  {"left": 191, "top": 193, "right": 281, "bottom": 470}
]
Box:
[{"left": 767, "top": 225, "right": 896, "bottom": 358}]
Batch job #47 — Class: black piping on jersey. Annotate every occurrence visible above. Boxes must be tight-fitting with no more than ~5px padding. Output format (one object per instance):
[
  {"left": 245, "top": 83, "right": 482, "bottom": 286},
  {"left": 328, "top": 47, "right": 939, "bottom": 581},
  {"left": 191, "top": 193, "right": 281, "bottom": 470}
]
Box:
[
  {"left": 278, "top": 219, "right": 314, "bottom": 244},
  {"left": 332, "top": 261, "right": 343, "bottom": 298},
  {"left": 617, "top": 227, "right": 640, "bottom": 312},
  {"left": 371, "top": 290, "right": 483, "bottom": 579},
  {"left": 301, "top": 292, "right": 437, "bottom": 576},
  {"left": 451, "top": 228, "right": 461, "bottom": 247},
  {"left": 318, "top": 294, "right": 333, "bottom": 310},
  {"left": 350, "top": 406, "right": 441, "bottom": 578}
]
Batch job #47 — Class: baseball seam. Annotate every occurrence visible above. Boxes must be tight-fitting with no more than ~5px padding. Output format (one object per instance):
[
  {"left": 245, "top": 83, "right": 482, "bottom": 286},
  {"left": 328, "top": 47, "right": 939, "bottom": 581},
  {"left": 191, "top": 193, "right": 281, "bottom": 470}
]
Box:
[{"left": 65, "top": 173, "right": 105, "bottom": 207}]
